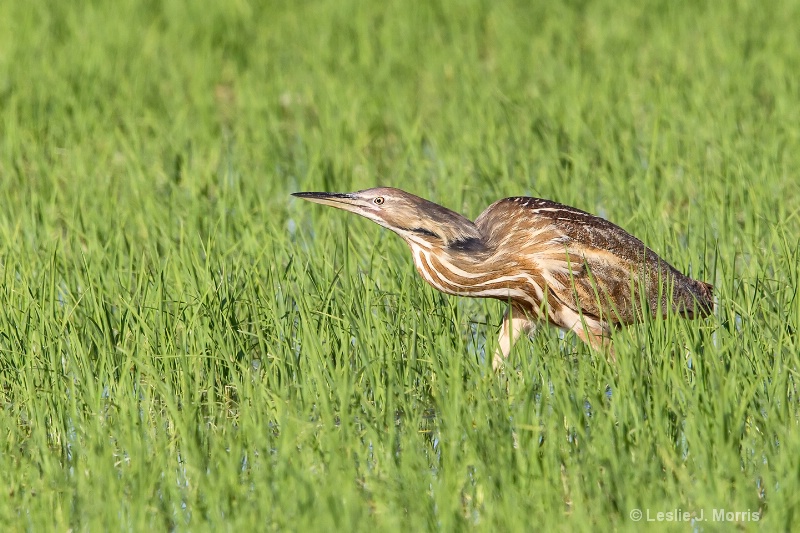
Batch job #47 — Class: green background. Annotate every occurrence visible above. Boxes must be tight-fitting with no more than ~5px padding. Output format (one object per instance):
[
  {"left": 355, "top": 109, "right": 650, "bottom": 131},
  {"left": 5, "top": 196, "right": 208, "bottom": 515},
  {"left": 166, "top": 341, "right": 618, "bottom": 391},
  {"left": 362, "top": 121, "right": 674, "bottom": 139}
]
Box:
[{"left": 1, "top": 0, "right": 798, "bottom": 530}]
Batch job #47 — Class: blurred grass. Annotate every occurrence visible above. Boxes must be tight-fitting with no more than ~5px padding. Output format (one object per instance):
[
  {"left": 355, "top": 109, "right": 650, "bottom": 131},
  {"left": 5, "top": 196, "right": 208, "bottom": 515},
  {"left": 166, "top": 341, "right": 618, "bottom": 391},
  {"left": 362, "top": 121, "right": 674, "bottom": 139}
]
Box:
[{"left": 1, "top": 0, "right": 799, "bottom": 530}]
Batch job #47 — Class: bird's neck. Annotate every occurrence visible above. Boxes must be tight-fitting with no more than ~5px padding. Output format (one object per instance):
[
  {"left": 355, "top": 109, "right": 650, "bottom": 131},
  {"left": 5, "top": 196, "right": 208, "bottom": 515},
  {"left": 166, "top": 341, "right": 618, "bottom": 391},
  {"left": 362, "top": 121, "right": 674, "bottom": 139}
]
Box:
[{"left": 405, "top": 236, "right": 504, "bottom": 296}]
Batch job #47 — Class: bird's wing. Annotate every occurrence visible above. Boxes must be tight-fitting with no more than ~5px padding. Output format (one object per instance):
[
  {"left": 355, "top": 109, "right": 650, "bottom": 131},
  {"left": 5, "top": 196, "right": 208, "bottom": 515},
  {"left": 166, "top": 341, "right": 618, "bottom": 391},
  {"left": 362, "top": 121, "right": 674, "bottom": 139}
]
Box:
[{"left": 476, "top": 197, "right": 677, "bottom": 324}]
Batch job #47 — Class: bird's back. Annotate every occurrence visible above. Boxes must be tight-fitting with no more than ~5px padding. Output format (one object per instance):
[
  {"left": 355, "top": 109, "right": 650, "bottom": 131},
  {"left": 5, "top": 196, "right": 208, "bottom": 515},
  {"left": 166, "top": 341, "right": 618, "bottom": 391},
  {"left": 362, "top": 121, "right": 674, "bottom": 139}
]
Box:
[{"left": 475, "top": 197, "right": 713, "bottom": 324}]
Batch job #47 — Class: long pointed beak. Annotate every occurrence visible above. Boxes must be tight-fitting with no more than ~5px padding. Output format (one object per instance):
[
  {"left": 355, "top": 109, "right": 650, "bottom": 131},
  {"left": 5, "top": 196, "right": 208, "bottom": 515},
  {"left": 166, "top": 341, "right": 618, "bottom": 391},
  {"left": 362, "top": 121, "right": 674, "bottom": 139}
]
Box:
[{"left": 291, "top": 191, "right": 362, "bottom": 212}]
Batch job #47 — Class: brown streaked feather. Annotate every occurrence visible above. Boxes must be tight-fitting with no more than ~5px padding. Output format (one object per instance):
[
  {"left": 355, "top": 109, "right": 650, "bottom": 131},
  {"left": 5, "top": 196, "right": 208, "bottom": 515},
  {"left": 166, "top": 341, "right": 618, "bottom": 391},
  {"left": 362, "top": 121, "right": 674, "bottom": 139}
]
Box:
[{"left": 474, "top": 197, "right": 713, "bottom": 324}]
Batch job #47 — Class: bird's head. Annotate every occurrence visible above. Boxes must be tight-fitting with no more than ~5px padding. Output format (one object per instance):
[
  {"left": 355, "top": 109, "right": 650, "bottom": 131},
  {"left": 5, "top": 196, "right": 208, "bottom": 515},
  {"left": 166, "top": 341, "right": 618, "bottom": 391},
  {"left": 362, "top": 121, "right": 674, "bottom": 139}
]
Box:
[{"left": 292, "top": 187, "right": 485, "bottom": 251}]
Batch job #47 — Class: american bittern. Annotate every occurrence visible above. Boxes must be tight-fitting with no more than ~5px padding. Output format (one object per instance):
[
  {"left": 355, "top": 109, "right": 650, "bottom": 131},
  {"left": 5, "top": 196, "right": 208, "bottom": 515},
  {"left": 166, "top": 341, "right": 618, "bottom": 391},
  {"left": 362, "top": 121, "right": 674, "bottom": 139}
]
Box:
[{"left": 293, "top": 188, "right": 713, "bottom": 369}]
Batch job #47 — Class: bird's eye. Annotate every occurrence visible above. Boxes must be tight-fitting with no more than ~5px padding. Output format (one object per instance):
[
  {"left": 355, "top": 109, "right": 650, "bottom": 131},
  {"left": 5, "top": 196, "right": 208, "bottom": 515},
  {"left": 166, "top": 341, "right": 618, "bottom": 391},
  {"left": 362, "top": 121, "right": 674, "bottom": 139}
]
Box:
[{"left": 373, "top": 197, "right": 385, "bottom": 205}]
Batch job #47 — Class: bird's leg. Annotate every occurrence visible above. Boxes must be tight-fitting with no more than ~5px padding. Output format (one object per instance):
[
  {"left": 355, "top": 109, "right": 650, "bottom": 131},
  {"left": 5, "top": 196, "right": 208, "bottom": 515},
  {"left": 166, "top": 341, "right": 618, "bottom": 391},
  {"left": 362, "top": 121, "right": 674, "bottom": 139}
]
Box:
[
  {"left": 493, "top": 305, "right": 536, "bottom": 370},
  {"left": 571, "top": 322, "right": 616, "bottom": 362}
]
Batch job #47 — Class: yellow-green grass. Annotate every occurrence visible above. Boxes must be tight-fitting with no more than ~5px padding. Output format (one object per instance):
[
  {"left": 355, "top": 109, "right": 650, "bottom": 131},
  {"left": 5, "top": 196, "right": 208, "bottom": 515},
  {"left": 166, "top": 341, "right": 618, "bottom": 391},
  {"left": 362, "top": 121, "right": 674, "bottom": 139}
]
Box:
[{"left": 1, "top": 0, "right": 798, "bottom": 530}]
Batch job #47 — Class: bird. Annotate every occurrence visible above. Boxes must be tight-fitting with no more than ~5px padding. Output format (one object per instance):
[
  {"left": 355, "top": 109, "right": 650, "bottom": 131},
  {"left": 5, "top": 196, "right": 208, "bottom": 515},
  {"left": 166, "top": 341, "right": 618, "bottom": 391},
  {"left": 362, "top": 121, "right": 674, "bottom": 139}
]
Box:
[{"left": 292, "top": 187, "right": 714, "bottom": 369}]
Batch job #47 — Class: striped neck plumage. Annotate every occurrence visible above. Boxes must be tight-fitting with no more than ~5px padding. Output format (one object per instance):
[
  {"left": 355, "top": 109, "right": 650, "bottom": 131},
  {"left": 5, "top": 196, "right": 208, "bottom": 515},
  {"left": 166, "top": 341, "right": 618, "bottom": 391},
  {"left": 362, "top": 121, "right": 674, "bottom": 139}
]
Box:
[{"left": 400, "top": 229, "right": 520, "bottom": 298}]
